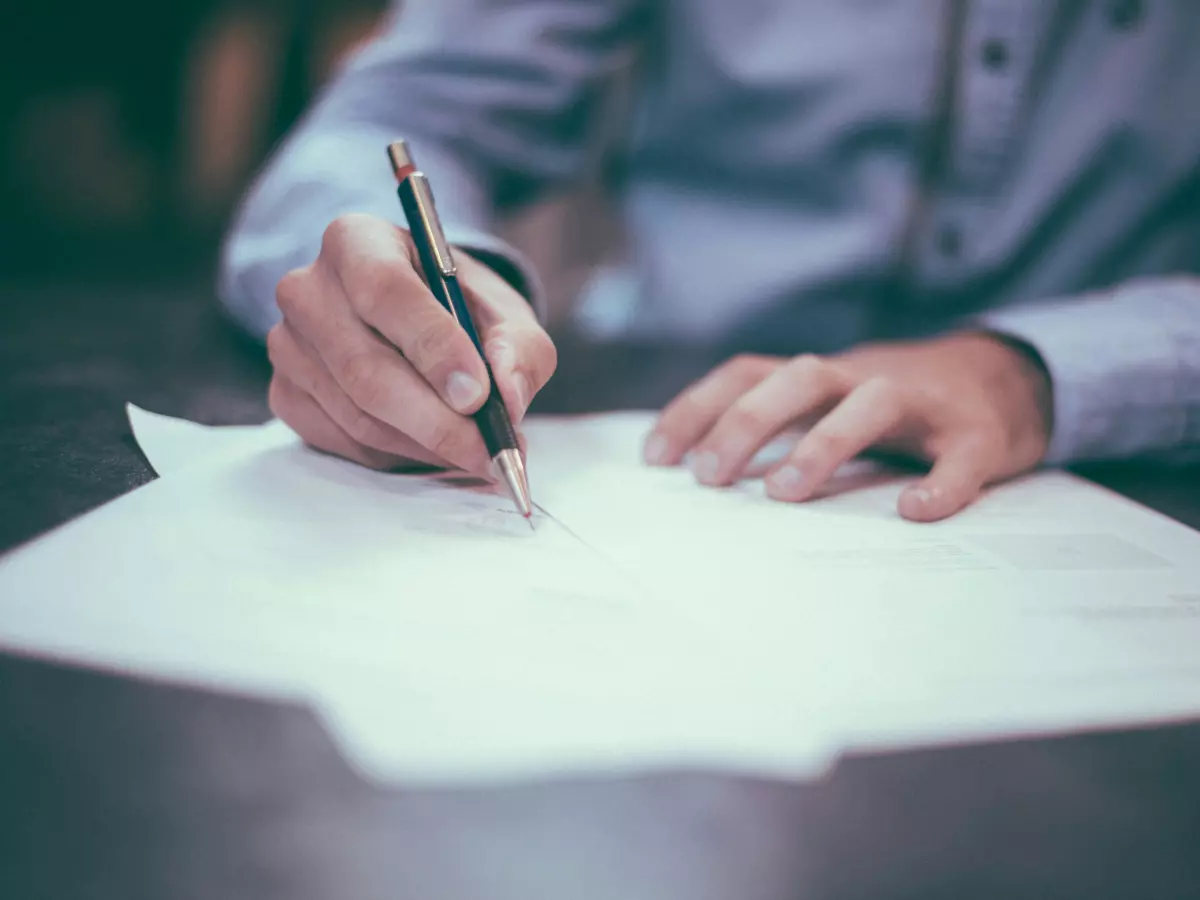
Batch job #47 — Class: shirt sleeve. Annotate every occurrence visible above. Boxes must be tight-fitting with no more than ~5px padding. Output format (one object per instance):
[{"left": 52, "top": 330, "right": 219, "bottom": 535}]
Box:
[
  {"left": 218, "top": 0, "right": 644, "bottom": 338},
  {"left": 978, "top": 277, "right": 1200, "bottom": 465}
]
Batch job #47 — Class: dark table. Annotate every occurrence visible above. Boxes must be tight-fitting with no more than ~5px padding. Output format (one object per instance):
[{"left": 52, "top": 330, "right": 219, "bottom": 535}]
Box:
[{"left": 3, "top": 280, "right": 1200, "bottom": 900}]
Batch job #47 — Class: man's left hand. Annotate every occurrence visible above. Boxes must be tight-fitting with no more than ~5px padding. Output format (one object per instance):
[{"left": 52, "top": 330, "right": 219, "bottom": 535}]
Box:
[{"left": 644, "top": 333, "right": 1053, "bottom": 522}]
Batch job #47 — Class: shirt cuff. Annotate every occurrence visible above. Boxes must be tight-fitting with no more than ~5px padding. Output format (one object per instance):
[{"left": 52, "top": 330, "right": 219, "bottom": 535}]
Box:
[{"left": 978, "top": 289, "right": 1190, "bottom": 464}]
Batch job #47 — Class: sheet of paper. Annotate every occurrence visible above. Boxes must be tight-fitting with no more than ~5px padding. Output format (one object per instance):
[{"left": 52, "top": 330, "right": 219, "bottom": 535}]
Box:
[
  {"left": 529, "top": 434, "right": 1200, "bottom": 756},
  {"left": 5, "top": 405, "right": 1200, "bottom": 786},
  {"left": 127, "top": 406, "right": 282, "bottom": 475},
  {"left": 124, "top": 406, "right": 1200, "bottom": 757},
  {"left": 0, "top": 409, "right": 836, "bottom": 783}
]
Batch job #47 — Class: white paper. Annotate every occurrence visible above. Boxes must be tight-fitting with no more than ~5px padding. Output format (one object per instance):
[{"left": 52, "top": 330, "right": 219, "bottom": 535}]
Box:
[
  {"left": 0, "top": 408, "right": 836, "bottom": 783},
  {"left": 3, "top": 405, "right": 1200, "bottom": 786},
  {"left": 487, "top": 413, "right": 1200, "bottom": 759},
  {"left": 127, "top": 406, "right": 284, "bottom": 475},
  {"left": 120, "top": 405, "right": 1200, "bottom": 758}
]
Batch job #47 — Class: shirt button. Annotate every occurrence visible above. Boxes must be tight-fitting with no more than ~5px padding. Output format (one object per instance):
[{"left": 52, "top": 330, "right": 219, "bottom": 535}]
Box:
[
  {"left": 1109, "top": 0, "right": 1144, "bottom": 30},
  {"left": 937, "top": 223, "right": 963, "bottom": 259},
  {"left": 980, "top": 38, "right": 1009, "bottom": 71}
]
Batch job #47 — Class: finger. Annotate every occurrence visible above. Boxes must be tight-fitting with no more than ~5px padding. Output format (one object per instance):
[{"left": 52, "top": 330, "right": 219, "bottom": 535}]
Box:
[
  {"left": 481, "top": 321, "right": 557, "bottom": 424},
  {"left": 269, "top": 375, "right": 409, "bottom": 471},
  {"left": 898, "top": 438, "right": 996, "bottom": 522},
  {"left": 337, "top": 330, "right": 492, "bottom": 476},
  {"left": 451, "top": 250, "right": 558, "bottom": 423},
  {"left": 765, "top": 376, "right": 906, "bottom": 502},
  {"left": 289, "top": 286, "right": 491, "bottom": 476},
  {"left": 267, "top": 322, "right": 449, "bottom": 469},
  {"left": 278, "top": 251, "right": 491, "bottom": 475},
  {"left": 688, "top": 354, "right": 850, "bottom": 486},
  {"left": 323, "top": 214, "right": 492, "bottom": 415},
  {"left": 645, "top": 355, "right": 777, "bottom": 467}
]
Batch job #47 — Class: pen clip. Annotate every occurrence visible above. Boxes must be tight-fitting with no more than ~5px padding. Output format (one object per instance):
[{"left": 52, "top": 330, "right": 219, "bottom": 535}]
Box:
[{"left": 408, "top": 174, "right": 457, "bottom": 277}]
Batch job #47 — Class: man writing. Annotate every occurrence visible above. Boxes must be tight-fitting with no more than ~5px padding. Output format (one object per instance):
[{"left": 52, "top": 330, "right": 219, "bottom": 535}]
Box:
[{"left": 220, "top": 1, "right": 1200, "bottom": 521}]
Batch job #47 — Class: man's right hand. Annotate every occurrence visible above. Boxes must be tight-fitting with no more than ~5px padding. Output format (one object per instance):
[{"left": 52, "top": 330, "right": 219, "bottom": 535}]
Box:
[{"left": 266, "top": 213, "right": 557, "bottom": 475}]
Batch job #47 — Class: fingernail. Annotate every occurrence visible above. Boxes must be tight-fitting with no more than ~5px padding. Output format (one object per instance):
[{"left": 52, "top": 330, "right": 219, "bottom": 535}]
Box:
[
  {"left": 446, "top": 371, "right": 484, "bottom": 412},
  {"left": 906, "top": 487, "right": 932, "bottom": 507},
  {"left": 691, "top": 451, "right": 720, "bottom": 484},
  {"left": 511, "top": 372, "right": 531, "bottom": 416},
  {"left": 643, "top": 434, "right": 669, "bottom": 465},
  {"left": 768, "top": 465, "right": 806, "bottom": 496},
  {"left": 899, "top": 486, "right": 936, "bottom": 520}
]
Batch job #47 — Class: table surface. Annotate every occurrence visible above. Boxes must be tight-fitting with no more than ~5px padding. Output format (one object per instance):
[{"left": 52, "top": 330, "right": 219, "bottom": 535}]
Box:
[{"left": 3, "top": 280, "right": 1200, "bottom": 899}]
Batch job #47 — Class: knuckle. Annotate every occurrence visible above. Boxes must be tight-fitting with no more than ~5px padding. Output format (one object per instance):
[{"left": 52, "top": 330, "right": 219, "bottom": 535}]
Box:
[
  {"left": 352, "top": 260, "right": 430, "bottom": 332},
  {"left": 671, "top": 392, "right": 713, "bottom": 425},
  {"left": 274, "top": 268, "right": 309, "bottom": 318},
  {"left": 723, "top": 403, "right": 772, "bottom": 437},
  {"left": 321, "top": 214, "right": 366, "bottom": 258},
  {"left": 723, "top": 354, "right": 761, "bottom": 378},
  {"left": 528, "top": 329, "right": 558, "bottom": 381},
  {"left": 484, "top": 336, "right": 517, "bottom": 378},
  {"left": 342, "top": 406, "right": 383, "bottom": 446},
  {"left": 410, "top": 319, "right": 458, "bottom": 367},
  {"left": 351, "top": 259, "right": 401, "bottom": 321},
  {"left": 789, "top": 353, "right": 829, "bottom": 383},
  {"left": 804, "top": 429, "right": 851, "bottom": 461},
  {"left": 339, "top": 353, "right": 385, "bottom": 410},
  {"left": 864, "top": 375, "right": 906, "bottom": 408},
  {"left": 265, "top": 325, "right": 286, "bottom": 369},
  {"left": 267, "top": 377, "right": 300, "bottom": 424},
  {"left": 425, "top": 421, "right": 470, "bottom": 463},
  {"left": 493, "top": 325, "right": 558, "bottom": 387}
]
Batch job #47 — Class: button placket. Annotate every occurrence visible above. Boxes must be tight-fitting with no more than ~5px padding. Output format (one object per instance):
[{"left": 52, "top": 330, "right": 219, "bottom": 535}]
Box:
[{"left": 913, "top": 0, "right": 1045, "bottom": 292}]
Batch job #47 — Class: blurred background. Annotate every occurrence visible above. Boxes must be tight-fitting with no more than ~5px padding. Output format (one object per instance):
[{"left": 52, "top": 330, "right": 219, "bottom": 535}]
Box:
[
  {"left": 1, "top": 0, "right": 387, "bottom": 281},
  {"left": 0, "top": 0, "right": 620, "bottom": 323}
]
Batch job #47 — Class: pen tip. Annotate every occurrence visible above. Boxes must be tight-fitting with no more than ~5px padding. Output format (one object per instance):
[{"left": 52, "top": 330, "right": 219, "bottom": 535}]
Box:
[{"left": 494, "top": 449, "right": 533, "bottom": 521}]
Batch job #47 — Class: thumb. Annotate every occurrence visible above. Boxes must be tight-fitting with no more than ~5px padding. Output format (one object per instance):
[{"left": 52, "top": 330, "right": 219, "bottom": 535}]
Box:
[{"left": 898, "top": 439, "right": 994, "bottom": 522}]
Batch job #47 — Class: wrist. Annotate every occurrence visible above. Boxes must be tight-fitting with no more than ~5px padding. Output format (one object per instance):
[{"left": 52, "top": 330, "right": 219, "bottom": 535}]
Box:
[{"left": 957, "top": 330, "right": 1054, "bottom": 463}]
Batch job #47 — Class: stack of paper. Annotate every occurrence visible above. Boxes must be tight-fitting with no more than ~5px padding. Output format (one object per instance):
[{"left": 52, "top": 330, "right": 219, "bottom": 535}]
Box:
[{"left": 1, "top": 406, "right": 1198, "bottom": 784}]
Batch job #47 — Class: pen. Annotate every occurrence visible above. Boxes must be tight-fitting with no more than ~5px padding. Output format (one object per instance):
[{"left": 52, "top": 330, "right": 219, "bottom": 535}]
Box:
[{"left": 386, "top": 140, "right": 533, "bottom": 522}]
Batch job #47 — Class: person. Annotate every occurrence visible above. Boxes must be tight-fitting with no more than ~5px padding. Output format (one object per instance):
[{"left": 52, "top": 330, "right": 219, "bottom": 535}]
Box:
[{"left": 220, "top": 0, "right": 1200, "bottom": 522}]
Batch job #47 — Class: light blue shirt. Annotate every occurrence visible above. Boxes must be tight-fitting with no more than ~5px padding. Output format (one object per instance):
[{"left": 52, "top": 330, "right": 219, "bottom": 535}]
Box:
[{"left": 221, "top": 0, "right": 1200, "bottom": 465}]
